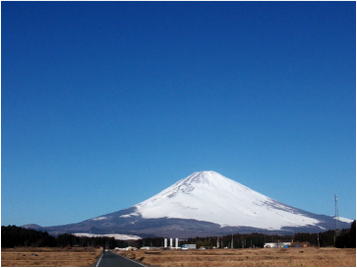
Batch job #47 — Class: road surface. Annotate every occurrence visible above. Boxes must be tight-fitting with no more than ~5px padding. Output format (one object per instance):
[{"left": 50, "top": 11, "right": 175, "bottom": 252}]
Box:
[{"left": 96, "top": 251, "right": 145, "bottom": 267}]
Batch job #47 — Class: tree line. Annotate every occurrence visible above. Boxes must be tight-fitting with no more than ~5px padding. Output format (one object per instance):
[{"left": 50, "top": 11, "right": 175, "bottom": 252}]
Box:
[
  {"left": 136, "top": 220, "right": 356, "bottom": 249},
  {"left": 135, "top": 233, "right": 293, "bottom": 249},
  {"left": 1, "top": 225, "right": 128, "bottom": 248},
  {"left": 335, "top": 220, "right": 356, "bottom": 248},
  {"left": 2, "top": 221, "right": 355, "bottom": 249}
]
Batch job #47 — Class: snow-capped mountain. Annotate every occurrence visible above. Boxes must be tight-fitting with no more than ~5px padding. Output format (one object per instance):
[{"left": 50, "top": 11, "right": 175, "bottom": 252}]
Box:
[
  {"left": 132, "top": 171, "right": 319, "bottom": 230},
  {"left": 25, "top": 171, "right": 353, "bottom": 237}
]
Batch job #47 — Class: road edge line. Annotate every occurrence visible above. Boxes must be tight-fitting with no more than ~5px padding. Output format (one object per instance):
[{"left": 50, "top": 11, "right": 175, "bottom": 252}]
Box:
[{"left": 95, "top": 253, "right": 104, "bottom": 267}]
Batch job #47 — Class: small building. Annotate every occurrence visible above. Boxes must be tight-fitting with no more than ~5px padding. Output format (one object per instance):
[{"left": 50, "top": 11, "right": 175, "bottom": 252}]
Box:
[{"left": 181, "top": 244, "right": 196, "bottom": 250}]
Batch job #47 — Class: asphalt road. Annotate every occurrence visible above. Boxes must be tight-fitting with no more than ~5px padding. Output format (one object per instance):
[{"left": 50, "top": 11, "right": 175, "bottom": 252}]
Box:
[{"left": 96, "top": 251, "right": 146, "bottom": 267}]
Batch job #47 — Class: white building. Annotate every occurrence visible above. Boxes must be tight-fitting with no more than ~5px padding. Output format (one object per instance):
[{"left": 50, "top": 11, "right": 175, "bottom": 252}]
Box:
[{"left": 264, "top": 242, "right": 291, "bottom": 248}]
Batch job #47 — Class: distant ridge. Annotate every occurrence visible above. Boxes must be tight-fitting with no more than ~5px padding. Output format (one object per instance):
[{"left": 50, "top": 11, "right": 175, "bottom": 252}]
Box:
[
  {"left": 21, "top": 224, "right": 42, "bottom": 229},
  {"left": 24, "top": 171, "right": 353, "bottom": 237}
]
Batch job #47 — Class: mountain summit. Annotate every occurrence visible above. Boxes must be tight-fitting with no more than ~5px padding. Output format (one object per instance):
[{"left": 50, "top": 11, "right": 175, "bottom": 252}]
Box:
[{"left": 26, "top": 171, "right": 352, "bottom": 237}]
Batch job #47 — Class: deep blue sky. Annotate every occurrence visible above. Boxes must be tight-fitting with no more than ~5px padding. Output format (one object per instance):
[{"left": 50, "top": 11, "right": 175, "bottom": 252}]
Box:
[{"left": 2, "top": 2, "right": 356, "bottom": 227}]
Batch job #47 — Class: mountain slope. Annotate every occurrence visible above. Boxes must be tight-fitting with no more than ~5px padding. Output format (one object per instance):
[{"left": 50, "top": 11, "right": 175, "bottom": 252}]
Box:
[{"left": 25, "top": 171, "right": 352, "bottom": 237}]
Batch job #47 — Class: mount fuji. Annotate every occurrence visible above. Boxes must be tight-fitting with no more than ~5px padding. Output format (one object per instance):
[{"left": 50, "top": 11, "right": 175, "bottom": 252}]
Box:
[{"left": 26, "top": 171, "right": 352, "bottom": 237}]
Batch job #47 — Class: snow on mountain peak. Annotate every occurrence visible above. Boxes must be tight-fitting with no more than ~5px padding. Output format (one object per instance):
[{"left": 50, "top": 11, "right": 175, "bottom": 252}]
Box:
[
  {"left": 183, "top": 171, "right": 238, "bottom": 187},
  {"left": 134, "top": 171, "right": 320, "bottom": 230},
  {"left": 176, "top": 170, "right": 260, "bottom": 197}
]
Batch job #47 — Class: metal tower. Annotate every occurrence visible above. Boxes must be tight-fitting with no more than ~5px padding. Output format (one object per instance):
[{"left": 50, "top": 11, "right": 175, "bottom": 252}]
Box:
[{"left": 334, "top": 194, "right": 340, "bottom": 240}]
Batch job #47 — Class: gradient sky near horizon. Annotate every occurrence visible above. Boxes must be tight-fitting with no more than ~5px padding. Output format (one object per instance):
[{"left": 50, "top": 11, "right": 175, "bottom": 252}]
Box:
[{"left": 2, "top": 1, "right": 356, "bottom": 227}]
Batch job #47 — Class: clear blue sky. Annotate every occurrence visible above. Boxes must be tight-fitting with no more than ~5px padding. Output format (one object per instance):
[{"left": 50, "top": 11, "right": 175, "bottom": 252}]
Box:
[{"left": 2, "top": 1, "right": 356, "bottom": 227}]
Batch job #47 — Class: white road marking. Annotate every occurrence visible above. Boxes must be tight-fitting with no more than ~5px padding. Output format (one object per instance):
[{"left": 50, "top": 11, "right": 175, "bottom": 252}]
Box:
[{"left": 95, "top": 253, "right": 104, "bottom": 267}]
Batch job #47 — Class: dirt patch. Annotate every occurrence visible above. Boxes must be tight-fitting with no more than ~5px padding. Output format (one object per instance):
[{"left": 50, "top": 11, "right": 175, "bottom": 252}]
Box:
[
  {"left": 116, "top": 247, "right": 356, "bottom": 267},
  {"left": 1, "top": 247, "right": 102, "bottom": 267}
]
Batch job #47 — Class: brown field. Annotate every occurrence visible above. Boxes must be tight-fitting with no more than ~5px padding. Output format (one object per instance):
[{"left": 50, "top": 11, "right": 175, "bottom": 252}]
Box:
[
  {"left": 117, "top": 247, "right": 356, "bottom": 267},
  {"left": 1, "top": 247, "right": 102, "bottom": 267}
]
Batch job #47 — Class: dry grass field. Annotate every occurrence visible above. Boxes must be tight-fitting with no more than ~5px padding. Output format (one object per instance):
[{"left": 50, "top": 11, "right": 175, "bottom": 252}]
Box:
[
  {"left": 1, "top": 247, "right": 102, "bottom": 267},
  {"left": 117, "top": 247, "right": 356, "bottom": 267}
]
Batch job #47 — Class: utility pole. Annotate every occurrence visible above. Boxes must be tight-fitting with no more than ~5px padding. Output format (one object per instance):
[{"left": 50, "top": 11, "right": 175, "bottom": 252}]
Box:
[
  {"left": 231, "top": 233, "right": 234, "bottom": 249},
  {"left": 334, "top": 194, "right": 340, "bottom": 243}
]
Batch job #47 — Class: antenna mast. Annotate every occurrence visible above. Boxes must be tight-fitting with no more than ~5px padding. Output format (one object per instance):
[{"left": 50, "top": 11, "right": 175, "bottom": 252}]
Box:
[{"left": 334, "top": 194, "right": 340, "bottom": 241}]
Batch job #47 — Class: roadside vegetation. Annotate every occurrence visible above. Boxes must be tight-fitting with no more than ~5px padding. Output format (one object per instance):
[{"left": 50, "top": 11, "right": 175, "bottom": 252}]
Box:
[
  {"left": 1, "top": 247, "right": 102, "bottom": 267},
  {"left": 117, "top": 247, "right": 356, "bottom": 267}
]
